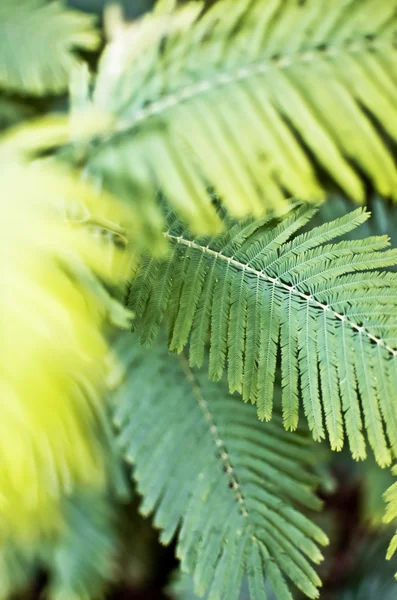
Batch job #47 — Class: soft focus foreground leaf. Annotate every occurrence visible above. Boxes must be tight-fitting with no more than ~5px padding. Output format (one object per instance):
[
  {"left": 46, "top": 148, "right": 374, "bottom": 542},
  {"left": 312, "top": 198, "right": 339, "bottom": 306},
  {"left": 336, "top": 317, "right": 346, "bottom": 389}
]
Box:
[
  {"left": 0, "top": 0, "right": 99, "bottom": 95},
  {"left": 89, "top": 0, "right": 397, "bottom": 232},
  {"left": 0, "top": 117, "right": 132, "bottom": 541}
]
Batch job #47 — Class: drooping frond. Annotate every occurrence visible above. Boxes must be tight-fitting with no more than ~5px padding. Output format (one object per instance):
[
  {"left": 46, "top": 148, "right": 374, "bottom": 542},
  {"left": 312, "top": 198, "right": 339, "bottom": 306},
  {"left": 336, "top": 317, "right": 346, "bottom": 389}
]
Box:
[
  {"left": 112, "top": 332, "right": 328, "bottom": 600},
  {"left": 127, "top": 206, "right": 397, "bottom": 466},
  {"left": 88, "top": 0, "right": 397, "bottom": 232},
  {"left": 0, "top": 0, "right": 99, "bottom": 95},
  {"left": 0, "top": 117, "right": 133, "bottom": 540}
]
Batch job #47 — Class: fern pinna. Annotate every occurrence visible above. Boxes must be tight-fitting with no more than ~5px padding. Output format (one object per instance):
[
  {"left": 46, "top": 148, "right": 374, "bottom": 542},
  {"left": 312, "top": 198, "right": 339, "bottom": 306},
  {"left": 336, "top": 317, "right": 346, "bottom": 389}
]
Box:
[
  {"left": 127, "top": 206, "right": 397, "bottom": 467},
  {"left": 112, "top": 332, "right": 328, "bottom": 600}
]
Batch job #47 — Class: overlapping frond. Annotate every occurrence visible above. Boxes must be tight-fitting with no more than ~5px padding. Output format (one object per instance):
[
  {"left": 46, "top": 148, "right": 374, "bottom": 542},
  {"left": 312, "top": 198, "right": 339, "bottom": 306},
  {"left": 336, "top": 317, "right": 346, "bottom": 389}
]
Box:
[
  {"left": 88, "top": 0, "right": 397, "bottom": 232},
  {"left": 127, "top": 206, "right": 397, "bottom": 466},
  {"left": 112, "top": 332, "right": 328, "bottom": 600},
  {"left": 0, "top": 0, "right": 99, "bottom": 95},
  {"left": 0, "top": 117, "right": 133, "bottom": 540}
]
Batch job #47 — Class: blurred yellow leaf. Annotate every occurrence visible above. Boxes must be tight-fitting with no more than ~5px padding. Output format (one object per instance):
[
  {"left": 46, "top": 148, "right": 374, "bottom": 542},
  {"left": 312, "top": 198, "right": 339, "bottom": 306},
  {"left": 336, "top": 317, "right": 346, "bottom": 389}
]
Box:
[{"left": 0, "top": 118, "right": 132, "bottom": 541}]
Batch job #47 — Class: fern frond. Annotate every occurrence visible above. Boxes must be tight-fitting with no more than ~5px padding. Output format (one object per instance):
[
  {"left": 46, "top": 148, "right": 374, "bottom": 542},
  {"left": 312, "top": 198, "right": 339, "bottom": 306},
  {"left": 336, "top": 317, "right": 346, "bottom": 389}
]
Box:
[
  {"left": 0, "top": 0, "right": 99, "bottom": 95},
  {"left": 0, "top": 118, "right": 133, "bottom": 540},
  {"left": 112, "top": 332, "right": 328, "bottom": 600},
  {"left": 127, "top": 206, "right": 397, "bottom": 466},
  {"left": 90, "top": 0, "right": 397, "bottom": 231}
]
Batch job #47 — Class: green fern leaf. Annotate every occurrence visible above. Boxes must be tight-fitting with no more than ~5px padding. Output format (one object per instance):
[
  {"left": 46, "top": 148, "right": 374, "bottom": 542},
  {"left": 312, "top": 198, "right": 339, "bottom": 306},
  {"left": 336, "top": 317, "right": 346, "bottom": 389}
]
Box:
[
  {"left": 89, "top": 0, "right": 397, "bottom": 231},
  {"left": 127, "top": 206, "right": 397, "bottom": 466},
  {"left": 112, "top": 332, "right": 328, "bottom": 600},
  {"left": 0, "top": 0, "right": 99, "bottom": 95}
]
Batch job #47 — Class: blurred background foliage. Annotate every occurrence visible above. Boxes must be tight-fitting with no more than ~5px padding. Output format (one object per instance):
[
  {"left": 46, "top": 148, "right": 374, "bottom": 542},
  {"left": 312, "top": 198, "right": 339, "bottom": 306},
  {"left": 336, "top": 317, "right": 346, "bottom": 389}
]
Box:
[{"left": 3, "top": 1, "right": 397, "bottom": 599}]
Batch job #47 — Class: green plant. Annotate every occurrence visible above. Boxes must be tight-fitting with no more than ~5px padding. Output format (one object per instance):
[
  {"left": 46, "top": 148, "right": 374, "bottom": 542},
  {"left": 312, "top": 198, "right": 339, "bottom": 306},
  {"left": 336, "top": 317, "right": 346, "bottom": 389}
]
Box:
[{"left": 3, "top": 0, "right": 397, "bottom": 598}]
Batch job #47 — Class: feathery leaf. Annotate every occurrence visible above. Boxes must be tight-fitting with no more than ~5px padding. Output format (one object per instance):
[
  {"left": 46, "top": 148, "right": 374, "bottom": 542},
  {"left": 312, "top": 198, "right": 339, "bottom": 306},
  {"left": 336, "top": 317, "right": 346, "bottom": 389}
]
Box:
[
  {"left": 87, "top": 0, "right": 397, "bottom": 233},
  {"left": 127, "top": 206, "right": 397, "bottom": 466},
  {"left": 112, "top": 332, "right": 328, "bottom": 600}
]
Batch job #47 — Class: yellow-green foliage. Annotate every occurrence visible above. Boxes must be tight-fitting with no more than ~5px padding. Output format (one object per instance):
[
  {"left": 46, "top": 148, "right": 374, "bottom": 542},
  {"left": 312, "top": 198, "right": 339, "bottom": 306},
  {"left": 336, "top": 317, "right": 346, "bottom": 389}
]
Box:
[
  {"left": 0, "top": 119, "right": 131, "bottom": 541},
  {"left": 89, "top": 0, "right": 397, "bottom": 234}
]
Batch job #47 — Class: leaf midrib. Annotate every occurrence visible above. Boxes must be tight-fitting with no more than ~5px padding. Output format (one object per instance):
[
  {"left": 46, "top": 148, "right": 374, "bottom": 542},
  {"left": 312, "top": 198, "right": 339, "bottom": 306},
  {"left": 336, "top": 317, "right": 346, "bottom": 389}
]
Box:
[
  {"left": 178, "top": 353, "right": 250, "bottom": 520},
  {"left": 165, "top": 231, "right": 397, "bottom": 359},
  {"left": 111, "top": 34, "right": 389, "bottom": 135}
]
